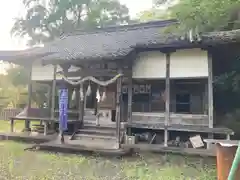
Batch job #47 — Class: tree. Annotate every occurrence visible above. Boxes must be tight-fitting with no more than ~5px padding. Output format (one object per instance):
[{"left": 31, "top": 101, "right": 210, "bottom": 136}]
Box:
[
  {"left": 138, "top": 8, "right": 171, "bottom": 22},
  {"left": 0, "top": 65, "right": 48, "bottom": 108},
  {"left": 12, "top": 0, "right": 130, "bottom": 46},
  {"left": 138, "top": 0, "right": 240, "bottom": 33},
  {"left": 137, "top": 0, "right": 176, "bottom": 22},
  {"left": 164, "top": 0, "right": 240, "bottom": 33},
  {"left": 6, "top": 65, "right": 29, "bottom": 86},
  {"left": 169, "top": 0, "right": 237, "bottom": 32}
]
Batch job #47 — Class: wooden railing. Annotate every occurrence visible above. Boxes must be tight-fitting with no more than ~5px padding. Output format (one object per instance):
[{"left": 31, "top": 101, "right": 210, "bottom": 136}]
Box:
[
  {"left": 0, "top": 108, "right": 22, "bottom": 120},
  {"left": 132, "top": 112, "right": 209, "bottom": 126}
]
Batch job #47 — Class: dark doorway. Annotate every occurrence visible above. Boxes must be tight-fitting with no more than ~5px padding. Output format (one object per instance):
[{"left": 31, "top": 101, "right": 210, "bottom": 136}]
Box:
[{"left": 176, "top": 93, "right": 190, "bottom": 113}]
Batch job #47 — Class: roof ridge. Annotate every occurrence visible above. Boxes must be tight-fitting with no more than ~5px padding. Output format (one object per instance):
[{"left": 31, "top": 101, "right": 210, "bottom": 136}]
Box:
[{"left": 61, "top": 19, "right": 177, "bottom": 38}]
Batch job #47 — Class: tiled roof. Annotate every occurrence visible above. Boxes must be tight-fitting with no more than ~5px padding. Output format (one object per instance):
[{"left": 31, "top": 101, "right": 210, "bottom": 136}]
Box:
[
  {"left": 1, "top": 19, "right": 240, "bottom": 65},
  {"left": 36, "top": 19, "right": 178, "bottom": 63}
]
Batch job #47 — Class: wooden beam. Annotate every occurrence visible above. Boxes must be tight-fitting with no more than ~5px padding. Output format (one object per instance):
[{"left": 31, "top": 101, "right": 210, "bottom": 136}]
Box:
[
  {"left": 207, "top": 52, "right": 214, "bottom": 128},
  {"left": 164, "top": 53, "right": 171, "bottom": 147},
  {"left": 116, "top": 69, "right": 123, "bottom": 148},
  {"left": 25, "top": 64, "right": 32, "bottom": 131},
  {"left": 62, "top": 69, "right": 131, "bottom": 78}
]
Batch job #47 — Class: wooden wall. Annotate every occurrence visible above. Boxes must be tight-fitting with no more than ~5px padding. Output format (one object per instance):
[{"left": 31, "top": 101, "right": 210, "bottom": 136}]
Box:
[{"left": 121, "top": 79, "right": 207, "bottom": 115}]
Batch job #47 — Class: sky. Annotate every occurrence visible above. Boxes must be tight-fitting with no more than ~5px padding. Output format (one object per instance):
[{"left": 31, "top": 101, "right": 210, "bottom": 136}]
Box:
[{"left": 0, "top": 0, "right": 153, "bottom": 51}]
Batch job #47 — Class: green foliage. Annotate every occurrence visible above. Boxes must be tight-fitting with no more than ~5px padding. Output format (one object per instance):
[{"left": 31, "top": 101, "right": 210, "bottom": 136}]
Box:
[
  {"left": 0, "top": 66, "right": 27, "bottom": 109},
  {"left": 12, "top": 0, "right": 130, "bottom": 46},
  {"left": 5, "top": 65, "right": 28, "bottom": 86},
  {"left": 219, "top": 109, "right": 240, "bottom": 139},
  {"left": 138, "top": 8, "right": 171, "bottom": 22},
  {"left": 168, "top": 0, "right": 240, "bottom": 32},
  {"left": 0, "top": 65, "right": 49, "bottom": 109},
  {"left": 139, "top": 0, "right": 240, "bottom": 33}
]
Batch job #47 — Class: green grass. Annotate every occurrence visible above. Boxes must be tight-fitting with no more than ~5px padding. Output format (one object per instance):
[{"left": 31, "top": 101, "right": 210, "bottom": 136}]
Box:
[
  {"left": 0, "top": 141, "right": 216, "bottom": 180},
  {"left": 0, "top": 120, "right": 39, "bottom": 132},
  {"left": 0, "top": 121, "right": 217, "bottom": 179}
]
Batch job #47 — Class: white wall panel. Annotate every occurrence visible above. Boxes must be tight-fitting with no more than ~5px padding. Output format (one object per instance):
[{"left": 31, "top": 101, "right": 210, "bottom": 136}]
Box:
[
  {"left": 31, "top": 60, "right": 81, "bottom": 81},
  {"left": 170, "top": 49, "right": 208, "bottom": 78},
  {"left": 31, "top": 60, "right": 54, "bottom": 81},
  {"left": 132, "top": 51, "right": 166, "bottom": 79}
]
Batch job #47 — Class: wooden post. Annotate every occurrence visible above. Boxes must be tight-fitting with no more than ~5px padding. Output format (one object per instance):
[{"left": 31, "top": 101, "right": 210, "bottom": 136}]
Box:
[
  {"left": 25, "top": 64, "right": 32, "bottom": 131},
  {"left": 10, "top": 118, "right": 14, "bottom": 132},
  {"left": 51, "top": 65, "right": 57, "bottom": 119},
  {"left": 41, "top": 84, "right": 51, "bottom": 126},
  {"left": 207, "top": 51, "right": 214, "bottom": 146},
  {"left": 47, "top": 84, "right": 51, "bottom": 109},
  {"left": 49, "top": 65, "right": 57, "bottom": 136},
  {"left": 116, "top": 70, "right": 123, "bottom": 148},
  {"left": 164, "top": 52, "right": 171, "bottom": 147},
  {"left": 78, "top": 83, "right": 84, "bottom": 127},
  {"left": 203, "top": 84, "right": 208, "bottom": 115},
  {"left": 76, "top": 86, "right": 80, "bottom": 109},
  {"left": 43, "top": 121, "right": 48, "bottom": 136},
  {"left": 208, "top": 52, "right": 214, "bottom": 129},
  {"left": 127, "top": 75, "right": 133, "bottom": 135}
]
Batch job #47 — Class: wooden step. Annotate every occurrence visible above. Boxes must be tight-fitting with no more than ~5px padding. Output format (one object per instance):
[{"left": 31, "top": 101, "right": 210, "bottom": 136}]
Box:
[
  {"left": 78, "top": 129, "right": 115, "bottom": 136},
  {"left": 73, "top": 133, "right": 116, "bottom": 141},
  {"left": 32, "top": 129, "right": 44, "bottom": 133},
  {"left": 83, "top": 124, "right": 125, "bottom": 131},
  {"left": 32, "top": 124, "right": 44, "bottom": 127},
  {"left": 36, "top": 139, "right": 130, "bottom": 154}
]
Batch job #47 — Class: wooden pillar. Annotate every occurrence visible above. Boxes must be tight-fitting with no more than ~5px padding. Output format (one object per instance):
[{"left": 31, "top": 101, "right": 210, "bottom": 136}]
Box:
[
  {"left": 76, "top": 86, "right": 80, "bottom": 109},
  {"left": 127, "top": 75, "right": 133, "bottom": 135},
  {"left": 207, "top": 52, "right": 214, "bottom": 129},
  {"left": 47, "top": 84, "right": 51, "bottom": 109},
  {"left": 203, "top": 84, "right": 208, "bottom": 115},
  {"left": 116, "top": 70, "right": 123, "bottom": 148},
  {"left": 207, "top": 51, "right": 214, "bottom": 147},
  {"left": 164, "top": 52, "right": 171, "bottom": 147},
  {"left": 51, "top": 65, "right": 57, "bottom": 119},
  {"left": 25, "top": 64, "right": 33, "bottom": 131},
  {"left": 49, "top": 65, "right": 57, "bottom": 135},
  {"left": 78, "top": 84, "right": 84, "bottom": 126},
  {"left": 127, "top": 76, "right": 133, "bottom": 123}
]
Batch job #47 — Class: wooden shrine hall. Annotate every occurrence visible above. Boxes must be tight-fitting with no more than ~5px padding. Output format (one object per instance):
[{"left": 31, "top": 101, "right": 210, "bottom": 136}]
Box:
[{"left": 0, "top": 19, "right": 236, "bottom": 154}]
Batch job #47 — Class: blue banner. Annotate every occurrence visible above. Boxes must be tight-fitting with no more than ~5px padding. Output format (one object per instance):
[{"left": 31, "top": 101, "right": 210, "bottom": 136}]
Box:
[{"left": 59, "top": 88, "right": 68, "bottom": 131}]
